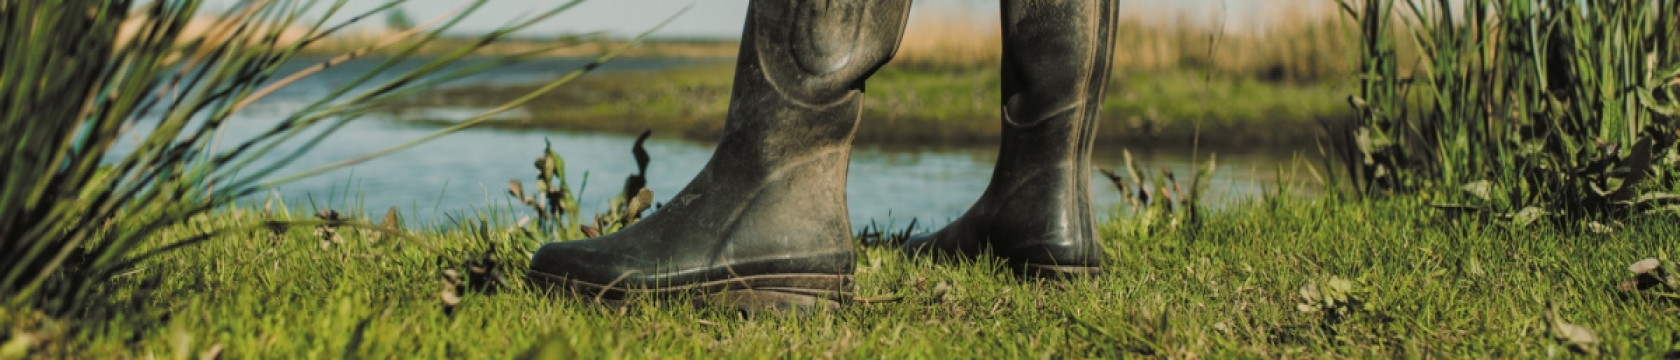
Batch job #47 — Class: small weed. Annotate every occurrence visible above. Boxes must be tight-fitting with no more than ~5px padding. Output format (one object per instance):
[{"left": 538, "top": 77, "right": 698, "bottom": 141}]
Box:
[
  {"left": 1099, "top": 149, "right": 1218, "bottom": 238},
  {"left": 506, "top": 130, "right": 660, "bottom": 241}
]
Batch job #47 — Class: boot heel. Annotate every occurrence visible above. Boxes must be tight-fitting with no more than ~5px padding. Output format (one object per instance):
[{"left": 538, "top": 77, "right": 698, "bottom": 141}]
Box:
[
  {"left": 697, "top": 274, "right": 852, "bottom": 312},
  {"left": 1023, "top": 264, "right": 1101, "bottom": 280},
  {"left": 696, "top": 288, "right": 846, "bottom": 314},
  {"left": 530, "top": 271, "right": 853, "bottom": 312}
]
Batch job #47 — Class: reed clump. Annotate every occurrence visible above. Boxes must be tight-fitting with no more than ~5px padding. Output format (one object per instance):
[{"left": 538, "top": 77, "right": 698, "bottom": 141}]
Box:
[
  {"left": 1329, "top": 0, "right": 1680, "bottom": 224},
  {"left": 0, "top": 0, "right": 661, "bottom": 348}
]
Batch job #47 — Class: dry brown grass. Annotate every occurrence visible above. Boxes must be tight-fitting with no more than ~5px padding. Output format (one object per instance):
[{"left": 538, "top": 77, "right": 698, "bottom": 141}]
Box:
[
  {"left": 115, "top": 14, "right": 314, "bottom": 48},
  {"left": 142, "top": 3, "right": 1401, "bottom": 82},
  {"left": 891, "top": 2, "right": 1360, "bottom": 83}
]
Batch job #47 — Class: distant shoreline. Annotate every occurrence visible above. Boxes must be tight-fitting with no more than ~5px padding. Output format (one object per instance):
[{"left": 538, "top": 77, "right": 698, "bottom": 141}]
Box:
[
  {"left": 294, "top": 37, "right": 744, "bottom": 59},
  {"left": 386, "top": 64, "right": 1353, "bottom": 148}
]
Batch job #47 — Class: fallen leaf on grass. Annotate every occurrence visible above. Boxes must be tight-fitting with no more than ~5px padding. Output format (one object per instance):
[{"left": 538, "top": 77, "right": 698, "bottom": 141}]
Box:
[
  {"left": 1587, "top": 221, "right": 1614, "bottom": 234},
  {"left": 1547, "top": 306, "right": 1601, "bottom": 356},
  {"left": 200, "top": 343, "right": 223, "bottom": 360},
  {"left": 929, "top": 281, "right": 956, "bottom": 303},
  {"left": 1618, "top": 257, "right": 1679, "bottom": 292},
  {"left": 441, "top": 269, "right": 464, "bottom": 312}
]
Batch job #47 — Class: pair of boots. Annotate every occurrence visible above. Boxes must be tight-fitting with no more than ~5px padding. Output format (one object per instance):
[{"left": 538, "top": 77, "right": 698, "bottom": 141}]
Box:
[{"left": 528, "top": 0, "right": 1117, "bottom": 310}]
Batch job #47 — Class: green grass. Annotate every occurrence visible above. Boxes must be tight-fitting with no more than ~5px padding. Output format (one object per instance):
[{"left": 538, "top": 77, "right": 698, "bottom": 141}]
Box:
[
  {"left": 16, "top": 196, "right": 1680, "bottom": 358},
  {"left": 394, "top": 64, "right": 1351, "bottom": 147}
]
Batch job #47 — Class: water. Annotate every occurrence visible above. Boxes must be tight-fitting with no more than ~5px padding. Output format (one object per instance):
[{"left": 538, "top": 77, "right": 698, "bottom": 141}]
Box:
[{"left": 119, "top": 56, "right": 1323, "bottom": 230}]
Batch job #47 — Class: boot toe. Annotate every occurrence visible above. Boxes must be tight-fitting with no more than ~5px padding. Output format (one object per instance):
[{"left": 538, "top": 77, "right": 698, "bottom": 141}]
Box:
[{"left": 528, "top": 241, "right": 634, "bottom": 286}]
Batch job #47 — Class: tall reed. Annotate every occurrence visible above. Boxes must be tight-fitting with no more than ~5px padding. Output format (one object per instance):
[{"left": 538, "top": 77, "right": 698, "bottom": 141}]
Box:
[
  {"left": 0, "top": 0, "right": 667, "bottom": 319},
  {"left": 1333, "top": 0, "right": 1680, "bottom": 220}
]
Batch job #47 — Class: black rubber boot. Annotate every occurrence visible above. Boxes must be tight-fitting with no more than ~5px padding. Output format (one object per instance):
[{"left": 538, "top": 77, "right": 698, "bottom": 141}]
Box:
[
  {"left": 528, "top": 0, "right": 911, "bottom": 311},
  {"left": 902, "top": 0, "right": 1117, "bottom": 279}
]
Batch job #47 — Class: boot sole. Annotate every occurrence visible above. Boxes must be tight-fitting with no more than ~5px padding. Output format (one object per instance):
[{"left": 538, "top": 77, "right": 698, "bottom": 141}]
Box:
[
  {"left": 527, "top": 270, "right": 852, "bottom": 312},
  {"left": 1023, "top": 264, "right": 1101, "bottom": 280}
]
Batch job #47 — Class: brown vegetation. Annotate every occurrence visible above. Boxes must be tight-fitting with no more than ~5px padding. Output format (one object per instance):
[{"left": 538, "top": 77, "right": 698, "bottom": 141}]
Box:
[
  {"left": 300, "top": 3, "right": 1374, "bottom": 83},
  {"left": 891, "top": 2, "right": 1359, "bottom": 83}
]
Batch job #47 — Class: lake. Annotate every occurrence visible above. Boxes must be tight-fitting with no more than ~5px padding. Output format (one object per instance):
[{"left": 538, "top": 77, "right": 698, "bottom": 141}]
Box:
[{"left": 120, "top": 56, "right": 1326, "bottom": 231}]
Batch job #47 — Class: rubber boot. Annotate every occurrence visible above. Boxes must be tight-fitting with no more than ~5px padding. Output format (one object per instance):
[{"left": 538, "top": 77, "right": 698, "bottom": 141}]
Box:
[
  {"left": 902, "top": 0, "right": 1116, "bottom": 279},
  {"left": 528, "top": 0, "right": 911, "bottom": 311}
]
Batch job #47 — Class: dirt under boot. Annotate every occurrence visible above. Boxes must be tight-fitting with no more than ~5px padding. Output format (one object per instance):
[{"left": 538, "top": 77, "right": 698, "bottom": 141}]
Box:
[
  {"left": 528, "top": 0, "right": 911, "bottom": 311},
  {"left": 902, "top": 0, "right": 1117, "bottom": 279}
]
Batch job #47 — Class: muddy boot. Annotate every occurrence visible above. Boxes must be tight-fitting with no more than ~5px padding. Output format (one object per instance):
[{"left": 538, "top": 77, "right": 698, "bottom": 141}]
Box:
[
  {"left": 528, "top": 0, "right": 911, "bottom": 311},
  {"left": 902, "top": 0, "right": 1116, "bottom": 279}
]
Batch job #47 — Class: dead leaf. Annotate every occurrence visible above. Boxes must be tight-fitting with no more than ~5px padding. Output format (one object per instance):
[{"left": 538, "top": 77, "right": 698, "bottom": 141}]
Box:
[
  {"left": 200, "top": 343, "right": 223, "bottom": 360},
  {"left": 929, "top": 282, "right": 955, "bottom": 303},
  {"left": 1510, "top": 206, "right": 1547, "bottom": 227},
  {"left": 1587, "top": 221, "right": 1613, "bottom": 234},
  {"left": 1548, "top": 306, "right": 1601, "bottom": 356},
  {"left": 441, "top": 269, "right": 463, "bottom": 308},
  {"left": 1631, "top": 258, "right": 1663, "bottom": 274},
  {"left": 1620, "top": 257, "right": 1676, "bottom": 291},
  {"left": 383, "top": 207, "right": 401, "bottom": 231},
  {"left": 1461, "top": 180, "right": 1494, "bottom": 202}
]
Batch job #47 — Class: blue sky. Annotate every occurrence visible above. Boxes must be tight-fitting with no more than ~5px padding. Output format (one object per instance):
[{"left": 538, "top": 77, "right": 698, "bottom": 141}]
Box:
[{"left": 204, "top": 0, "right": 1294, "bottom": 39}]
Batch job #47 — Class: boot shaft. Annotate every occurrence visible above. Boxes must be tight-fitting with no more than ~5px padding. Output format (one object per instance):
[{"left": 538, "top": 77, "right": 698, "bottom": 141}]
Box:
[
  {"left": 995, "top": 0, "right": 1118, "bottom": 169},
  {"left": 717, "top": 0, "right": 912, "bottom": 169},
  {"left": 902, "top": 0, "right": 1120, "bottom": 274}
]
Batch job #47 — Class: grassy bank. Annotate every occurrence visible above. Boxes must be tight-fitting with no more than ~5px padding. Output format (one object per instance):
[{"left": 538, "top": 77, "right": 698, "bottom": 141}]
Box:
[
  {"left": 12, "top": 196, "right": 1680, "bottom": 358},
  {"left": 397, "top": 64, "right": 1350, "bottom": 147},
  {"left": 381, "top": 5, "right": 1366, "bottom": 147}
]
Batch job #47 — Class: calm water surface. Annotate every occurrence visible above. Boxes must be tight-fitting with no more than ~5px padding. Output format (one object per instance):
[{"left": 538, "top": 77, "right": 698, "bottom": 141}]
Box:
[{"left": 121, "top": 57, "right": 1323, "bottom": 230}]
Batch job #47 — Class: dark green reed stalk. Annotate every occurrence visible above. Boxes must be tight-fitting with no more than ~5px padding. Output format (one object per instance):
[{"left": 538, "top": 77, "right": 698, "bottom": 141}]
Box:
[
  {"left": 1334, "top": 0, "right": 1413, "bottom": 196},
  {"left": 1336, "top": 0, "right": 1680, "bottom": 221},
  {"left": 0, "top": 0, "right": 675, "bottom": 318}
]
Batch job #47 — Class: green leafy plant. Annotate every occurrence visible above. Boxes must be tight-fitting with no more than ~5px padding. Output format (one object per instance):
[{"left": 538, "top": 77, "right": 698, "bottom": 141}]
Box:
[
  {"left": 1098, "top": 149, "right": 1218, "bottom": 238},
  {"left": 507, "top": 129, "right": 657, "bottom": 240},
  {"left": 508, "top": 138, "right": 584, "bottom": 239}
]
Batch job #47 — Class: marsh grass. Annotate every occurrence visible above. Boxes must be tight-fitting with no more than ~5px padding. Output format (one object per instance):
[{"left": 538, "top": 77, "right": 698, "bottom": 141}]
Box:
[
  {"left": 0, "top": 0, "right": 681, "bottom": 353},
  {"left": 1329, "top": 0, "right": 1680, "bottom": 223},
  {"left": 25, "top": 191, "right": 1680, "bottom": 358}
]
